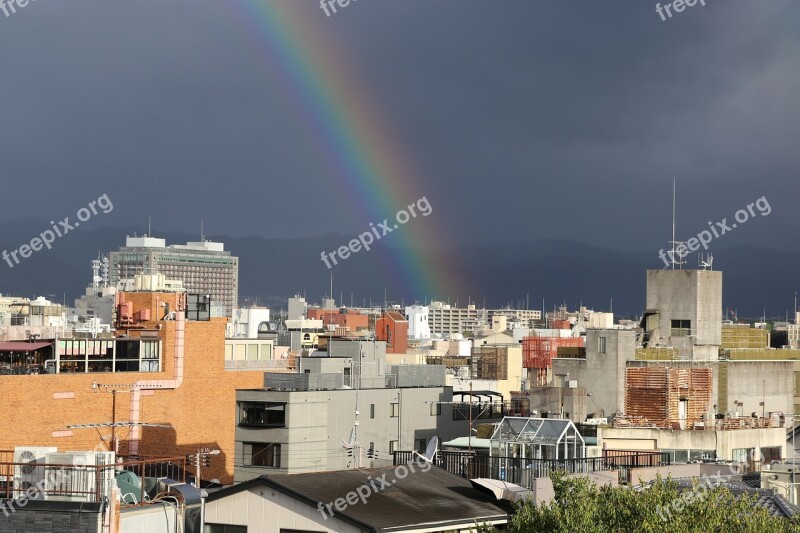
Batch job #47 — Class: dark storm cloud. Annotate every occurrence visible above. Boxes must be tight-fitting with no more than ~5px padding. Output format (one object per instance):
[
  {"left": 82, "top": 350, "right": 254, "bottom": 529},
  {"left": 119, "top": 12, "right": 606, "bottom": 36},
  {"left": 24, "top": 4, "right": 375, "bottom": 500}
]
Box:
[{"left": 0, "top": 0, "right": 797, "bottom": 251}]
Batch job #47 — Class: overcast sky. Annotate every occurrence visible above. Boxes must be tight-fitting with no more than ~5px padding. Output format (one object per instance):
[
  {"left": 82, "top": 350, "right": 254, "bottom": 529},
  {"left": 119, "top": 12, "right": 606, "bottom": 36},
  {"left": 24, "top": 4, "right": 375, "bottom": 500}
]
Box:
[{"left": 1, "top": 0, "right": 798, "bottom": 252}]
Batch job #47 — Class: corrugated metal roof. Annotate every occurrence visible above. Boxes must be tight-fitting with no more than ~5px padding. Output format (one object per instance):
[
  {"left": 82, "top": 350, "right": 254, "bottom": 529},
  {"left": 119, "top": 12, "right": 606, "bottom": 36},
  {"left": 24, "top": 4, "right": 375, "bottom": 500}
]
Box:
[{"left": 208, "top": 467, "right": 510, "bottom": 531}]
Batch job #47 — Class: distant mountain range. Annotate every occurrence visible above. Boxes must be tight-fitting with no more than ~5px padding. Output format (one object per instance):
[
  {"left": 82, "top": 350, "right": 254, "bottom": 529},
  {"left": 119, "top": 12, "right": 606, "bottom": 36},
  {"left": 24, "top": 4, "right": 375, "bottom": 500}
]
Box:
[{"left": 0, "top": 220, "right": 794, "bottom": 318}]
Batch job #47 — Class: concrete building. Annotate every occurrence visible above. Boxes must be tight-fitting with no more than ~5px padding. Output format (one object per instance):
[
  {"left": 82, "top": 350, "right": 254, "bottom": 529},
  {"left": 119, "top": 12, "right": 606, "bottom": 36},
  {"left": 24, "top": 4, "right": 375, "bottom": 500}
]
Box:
[
  {"left": 642, "top": 269, "right": 722, "bottom": 360},
  {"left": 787, "top": 313, "right": 800, "bottom": 349},
  {"left": 287, "top": 295, "right": 307, "bottom": 320},
  {"left": 548, "top": 328, "right": 630, "bottom": 418},
  {"left": 449, "top": 335, "right": 472, "bottom": 357},
  {"left": 109, "top": 236, "right": 239, "bottom": 316},
  {"left": 600, "top": 425, "right": 787, "bottom": 466},
  {"left": 224, "top": 337, "right": 283, "bottom": 372},
  {"left": 233, "top": 338, "right": 500, "bottom": 479},
  {"left": 490, "top": 314, "right": 507, "bottom": 333},
  {"left": 285, "top": 318, "right": 323, "bottom": 352},
  {"left": 227, "top": 307, "right": 271, "bottom": 338},
  {"left": 428, "top": 301, "right": 485, "bottom": 337},
  {"left": 475, "top": 331, "right": 515, "bottom": 346},
  {"left": 489, "top": 308, "right": 542, "bottom": 328},
  {"left": 72, "top": 256, "right": 116, "bottom": 327},
  {"left": 404, "top": 304, "right": 431, "bottom": 340}
]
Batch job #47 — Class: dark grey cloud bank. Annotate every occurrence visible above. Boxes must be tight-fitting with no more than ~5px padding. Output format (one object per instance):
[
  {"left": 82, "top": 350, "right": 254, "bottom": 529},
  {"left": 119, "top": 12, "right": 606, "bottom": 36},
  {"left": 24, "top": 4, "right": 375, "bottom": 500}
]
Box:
[{"left": 1, "top": 0, "right": 798, "bottom": 252}]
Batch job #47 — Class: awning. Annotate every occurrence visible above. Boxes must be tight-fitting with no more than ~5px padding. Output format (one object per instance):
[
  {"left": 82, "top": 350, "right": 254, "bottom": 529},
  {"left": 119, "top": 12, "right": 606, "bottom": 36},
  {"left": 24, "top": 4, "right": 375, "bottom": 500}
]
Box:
[
  {"left": 0, "top": 342, "right": 53, "bottom": 352},
  {"left": 442, "top": 437, "right": 492, "bottom": 450},
  {"left": 470, "top": 478, "right": 536, "bottom": 503}
]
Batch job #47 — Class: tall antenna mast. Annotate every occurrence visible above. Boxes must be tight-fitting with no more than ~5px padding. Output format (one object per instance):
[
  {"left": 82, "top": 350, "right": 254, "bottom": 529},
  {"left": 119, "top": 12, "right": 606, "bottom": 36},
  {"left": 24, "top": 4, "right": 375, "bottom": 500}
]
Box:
[
  {"left": 668, "top": 177, "right": 685, "bottom": 270},
  {"left": 200, "top": 220, "right": 205, "bottom": 243},
  {"left": 671, "top": 178, "right": 676, "bottom": 270},
  {"left": 148, "top": 214, "right": 152, "bottom": 236}
]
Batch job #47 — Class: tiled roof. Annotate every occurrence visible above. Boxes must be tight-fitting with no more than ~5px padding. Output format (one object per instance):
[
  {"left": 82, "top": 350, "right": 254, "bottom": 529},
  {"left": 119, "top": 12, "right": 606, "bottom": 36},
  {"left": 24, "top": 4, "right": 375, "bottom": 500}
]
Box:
[{"left": 668, "top": 474, "right": 800, "bottom": 518}]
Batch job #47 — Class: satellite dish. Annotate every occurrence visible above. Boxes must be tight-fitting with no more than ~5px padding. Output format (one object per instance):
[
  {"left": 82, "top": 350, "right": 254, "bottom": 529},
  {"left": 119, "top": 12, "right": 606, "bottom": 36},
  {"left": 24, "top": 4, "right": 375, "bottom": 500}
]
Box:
[
  {"left": 413, "top": 436, "right": 438, "bottom": 464},
  {"left": 342, "top": 426, "right": 355, "bottom": 448}
]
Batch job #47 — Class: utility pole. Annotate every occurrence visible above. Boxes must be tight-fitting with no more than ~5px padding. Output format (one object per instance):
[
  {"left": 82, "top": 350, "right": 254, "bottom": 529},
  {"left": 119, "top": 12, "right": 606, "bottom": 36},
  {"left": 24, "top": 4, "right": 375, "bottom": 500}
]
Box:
[
  {"left": 193, "top": 448, "right": 220, "bottom": 489},
  {"left": 468, "top": 381, "right": 473, "bottom": 453}
]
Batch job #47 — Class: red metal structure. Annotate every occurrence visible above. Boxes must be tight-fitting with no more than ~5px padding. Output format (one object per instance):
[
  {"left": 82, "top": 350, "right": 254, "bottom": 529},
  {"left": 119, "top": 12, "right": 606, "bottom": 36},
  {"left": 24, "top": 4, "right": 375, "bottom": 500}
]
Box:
[{"left": 522, "top": 336, "right": 584, "bottom": 385}]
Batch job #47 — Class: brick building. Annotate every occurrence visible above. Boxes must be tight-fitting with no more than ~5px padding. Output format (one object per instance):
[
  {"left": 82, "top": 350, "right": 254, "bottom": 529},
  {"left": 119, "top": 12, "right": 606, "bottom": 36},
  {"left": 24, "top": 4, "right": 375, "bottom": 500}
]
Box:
[{"left": 0, "top": 291, "right": 266, "bottom": 484}]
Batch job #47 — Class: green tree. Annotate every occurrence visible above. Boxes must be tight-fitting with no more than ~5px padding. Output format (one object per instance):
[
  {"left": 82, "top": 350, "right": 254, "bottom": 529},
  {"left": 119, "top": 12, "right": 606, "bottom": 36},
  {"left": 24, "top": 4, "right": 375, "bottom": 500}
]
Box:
[{"left": 477, "top": 472, "right": 800, "bottom": 532}]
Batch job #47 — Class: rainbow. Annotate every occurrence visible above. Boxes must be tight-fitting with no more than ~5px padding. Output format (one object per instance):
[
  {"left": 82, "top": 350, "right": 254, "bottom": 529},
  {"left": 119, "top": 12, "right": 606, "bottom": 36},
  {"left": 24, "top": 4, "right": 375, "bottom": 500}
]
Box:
[{"left": 222, "top": 0, "right": 462, "bottom": 302}]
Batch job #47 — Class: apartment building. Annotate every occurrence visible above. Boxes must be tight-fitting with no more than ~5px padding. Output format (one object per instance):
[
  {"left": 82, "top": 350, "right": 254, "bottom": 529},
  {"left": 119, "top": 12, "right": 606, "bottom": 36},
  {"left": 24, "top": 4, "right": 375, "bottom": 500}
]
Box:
[
  {"left": 233, "top": 338, "right": 505, "bottom": 480},
  {"left": 109, "top": 236, "right": 238, "bottom": 316},
  {"left": 427, "top": 301, "right": 485, "bottom": 337},
  {"left": 0, "top": 290, "right": 269, "bottom": 484}
]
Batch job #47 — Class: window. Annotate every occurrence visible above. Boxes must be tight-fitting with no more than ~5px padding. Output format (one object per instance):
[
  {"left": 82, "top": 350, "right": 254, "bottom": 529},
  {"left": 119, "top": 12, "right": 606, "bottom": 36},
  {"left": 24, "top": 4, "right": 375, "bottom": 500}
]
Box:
[
  {"left": 205, "top": 525, "right": 247, "bottom": 533},
  {"left": 598, "top": 336, "right": 606, "bottom": 354},
  {"left": 238, "top": 402, "right": 286, "bottom": 427},
  {"left": 243, "top": 442, "right": 281, "bottom": 468},
  {"left": 671, "top": 319, "right": 691, "bottom": 337},
  {"left": 732, "top": 448, "right": 750, "bottom": 465},
  {"left": 430, "top": 402, "right": 441, "bottom": 416},
  {"left": 390, "top": 403, "right": 399, "bottom": 418},
  {"left": 389, "top": 440, "right": 399, "bottom": 454},
  {"left": 370, "top": 404, "right": 375, "bottom": 419},
  {"left": 344, "top": 367, "right": 351, "bottom": 387}
]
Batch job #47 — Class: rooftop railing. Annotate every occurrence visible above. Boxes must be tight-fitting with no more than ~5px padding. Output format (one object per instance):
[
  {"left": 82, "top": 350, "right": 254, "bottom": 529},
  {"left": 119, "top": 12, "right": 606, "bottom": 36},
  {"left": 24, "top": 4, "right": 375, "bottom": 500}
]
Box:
[{"left": 0, "top": 452, "right": 186, "bottom": 506}]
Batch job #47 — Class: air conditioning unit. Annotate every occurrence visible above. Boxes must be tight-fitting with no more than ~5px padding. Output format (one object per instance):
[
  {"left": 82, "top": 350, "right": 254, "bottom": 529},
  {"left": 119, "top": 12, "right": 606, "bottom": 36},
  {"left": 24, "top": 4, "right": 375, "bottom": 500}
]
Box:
[
  {"left": 45, "top": 451, "right": 117, "bottom": 502},
  {"left": 13, "top": 446, "right": 58, "bottom": 497}
]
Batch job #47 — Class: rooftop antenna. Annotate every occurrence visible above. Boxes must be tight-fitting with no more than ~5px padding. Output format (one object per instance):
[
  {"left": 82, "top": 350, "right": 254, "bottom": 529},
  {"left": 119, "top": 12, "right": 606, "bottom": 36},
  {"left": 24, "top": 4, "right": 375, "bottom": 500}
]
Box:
[
  {"left": 700, "top": 253, "right": 714, "bottom": 271},
  {"left": 200, "top": 220, "right": 205, "bottom": 243},
  {"left": 669, "top": 177, "right": 685, "bottom": 270},
  {"left": 148, "top": 214, "right": 152, "bottom": 237}
]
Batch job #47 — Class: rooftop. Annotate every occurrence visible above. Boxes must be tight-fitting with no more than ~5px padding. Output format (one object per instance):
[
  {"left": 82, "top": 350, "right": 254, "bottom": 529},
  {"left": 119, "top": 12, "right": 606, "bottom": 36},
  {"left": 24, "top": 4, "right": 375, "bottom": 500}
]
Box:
[{"left": 207, "top": 467, "right": 510, "bottom": 532}]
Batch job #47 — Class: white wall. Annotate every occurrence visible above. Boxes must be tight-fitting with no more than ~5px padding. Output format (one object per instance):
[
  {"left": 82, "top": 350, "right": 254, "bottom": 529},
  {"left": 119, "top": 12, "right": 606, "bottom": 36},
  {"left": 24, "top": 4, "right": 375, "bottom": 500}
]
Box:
[{"left": 205, "top": 487, "right": 362, "bottom": 533}]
